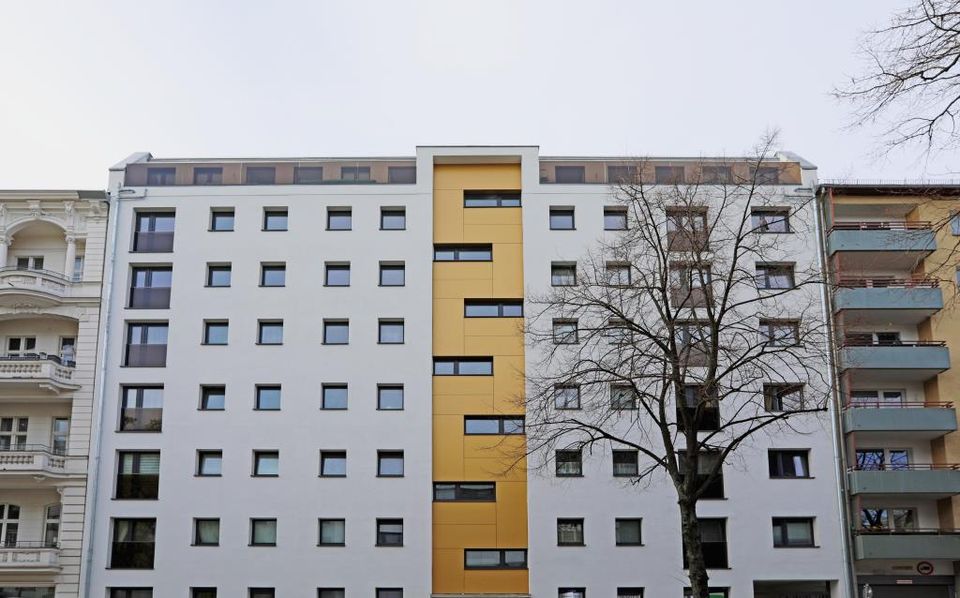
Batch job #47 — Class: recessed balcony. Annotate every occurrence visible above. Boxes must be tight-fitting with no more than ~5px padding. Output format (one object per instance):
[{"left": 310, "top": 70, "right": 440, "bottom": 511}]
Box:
[
  {"left": 833, "top": 278, "right": 942, "bottom": 325},
  {"left": 839, "top": 341, "right": 950, "bottom": 383},
  {"left": 0, "top": 543, "right": 60, "bottom": 573},
  {"left": 853, "top": 528, "right": 960, "bottom": 560},
  {"left": 827, "top": 221, "right": 936, "bottom": 269},
  {"left": 843, "top": 402, "right": 957, "bottom": 439},
  {"left": 0, "top": 355, "right": 79, "bottom": 394},
  {"left": 848, "top": 464, "right": 960, "bottom": 498}
]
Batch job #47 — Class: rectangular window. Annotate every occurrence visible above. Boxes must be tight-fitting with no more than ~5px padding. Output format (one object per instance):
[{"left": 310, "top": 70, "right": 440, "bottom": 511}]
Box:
[
  {"left": 376, "top": 590, "right": 403, "bottom": 598},
  {"left": 319, "top": 519, "right": 345, "bottom": 546},
  {"left": 683, "top": 518, "right": 727, "bottom": 569},
  {"left": 433, "top": 357, "right": 493, "bottom": 376},
  {"left": 464, "top": 549, "right": 528, "bottom": 569},
  {"left": 133, "top": 212, "right": 175, "bottom": 253},
  {"left": 320, "top": 451, "right": 347, "bottom": 477},
  {"left": 617, "top": 588, "right": 644, "bottom": 598},
  {"left": 677, "top": 451, "right": 725, "bottom": 499},
  {"left": 551, "top": 263, "right": 577, "bottom": 286},
  {"left": 253, "top": 451, "right": 279, "bottom": 476},
  {"left": 379, "top": 263, "right": 405, "bottom": 286},
  {"left": 550, "top": 207, "right": 575, "bottom": 230},
  {"left": 200, "top": 385, "right": 226, "bottom": 410},
  {"left": 263, "top": 209, "right": 288, "bottom": 231},
  {"left": 250, "top": 590, "right": 275, "bottom": 598},
  {"left": 0, "top": 416, "right": 27, "bottom": 451},
  {"left": 464, "top": 300, "right": 524, "bottom": 318},
  {"left": 203, "top": 321, "right": 229, "bottom": 346},
  {"left": 604, "top": 207, "right": 628, "bottom": 230},
  {"left": 655, "top": 165, "right": 685, "bottom": 184},
  {"left": 192, "top": 589, "right": 217, "bottom": 598},
  {"left": 260, "top": 263, "right": 286, "bottom": 287},
  {"left": 756, "top": 264, "right": 795, "bottom": 289},
  {"left": 146, "top": 167, "right": 175, "bottom": 186},
  {"left": 257, "top": 320, "right": 284, "bottom": 345},
  {"left": 751, "top": 166, "right": 780, "bottom": 185},
  {"left": 325, "top": 263, "right": 350, "bottom": 286},
  {"left": 377, "top": 385, "right": 404, "bottom": 410},
  {"left": 615, "top": 518, "right": 643, "bottom": 545},
  {"left": 860, "top": 507, "right": 917, "bottom": 531},
  {"left": 318, "top": 591, "right": 344, "bottom": 598},
  {"left": 124, "top": 322, "right": 168, "bottom": 367},
  {"left": 116, "top": 451, "right": 160, "bottom": 499},
  {"left": 294, "top": 166, "right": 324, "bottom": 184},
  {"left": 193, "top": 167, "right": 223, "bottom": 185},
  {"left": 464, "top": 416, "right": 525, "bottom": 435},
  {"left": 255, "top": 385, "right": 281, "bottom": 410},
  {"left": 463, "top": 190, "right": 521, "bottom": 207},
  {"left": 323, "top": 320, "right": 349, "bottom": 344},
  {"left": 388, "top": 166, "right": 416, "bottom": 184},
  {"left": 206, "top": 264, "right": 231, "bottom": 287},
  {"left": 250, "top": 519, "right": 277, "bottom": 546},
  {"left": 322, "top": 384, "right": 348, "bottom": 410},
  {"left": 764, "top": 384, "right": 805, "bottom": 412},
  {"left": 751, "top": 209, "right": 790, "bottom": 233},
  {"left": 555, "top": 166, "right": 585, "bottom": 184},
  {"left": 380, "top": 208, "right": 406, "bottom": 230},
  {"left": 379, "top": 319, "right": 405, "bottom": 344},
  {"left": 377, "top": 451, "right": 404, "bottom": 477},
  {"left": 554, "top": 385, "right": 581, "bottom": 410},
  {"left": 110, "top": 518, "right": 156, "bottom": 569},
  {"left": 552, "top": 319, "right": 578, "bottom": 344},
  {"left": 613, "top": 450, "right": 639, "bottom": 477},
  {"left": 327, "top": 208, "right": 352, "bottom": 231},
  {"left": 768, "top": 450, "right": 810, "bottom": 478},
  {"left": 952, "top": 214, "right": 960, "bottom": 236},
  {"left": 129, "top": 266, "right": 172, "bottom": 309},
  {"left": 557, "top": 519, "right": 584, "bottom": 546},
  {"left": 341, "top": 166, "right": 371, "bottom": 182},
  {"left": 433, "top": 482, "right": 496, "bottom": 501},
  {"left": 376, "top": 519, "right": 403, "bottom": 546},
  {"left": 611, "top": 385, "right": 638, "bottom": 410},
  {"left": 665, "top": 208, "right": 708, "bottom": 252},
  {"left": 701, "top": 165, "right": 733, "bottom": 184},
  {"left": 606, "top": 263, "right": 631, "bottom": 286},
  {"left": 209, "top": 209, "right": 234, "bottom": 231},
  {"left": 433, "top": 244, "right": 493, "bottom": 261},
  {"left": 246, "top": 167, "right": 276, "bottom": 185},
  {"left": 772, "top": 517, "right": 815, "bottom": 547},
  {"left": 120, "top": 386, "right": 163, "bottom": 431},
  {"left": 759, "top": 319, "right": 800, "bottom": 346},
  {"left": 197, "top": 451, "right": 222, "bottom": 476},
  {"left": 193, "top": 518, "right": 220, "bottom": 546},
  {"left": 556, "top": 449, "right": 582, "bottom": 476},
  {"left": 607, "top": 165, "right": 638, "bottom": 183}
]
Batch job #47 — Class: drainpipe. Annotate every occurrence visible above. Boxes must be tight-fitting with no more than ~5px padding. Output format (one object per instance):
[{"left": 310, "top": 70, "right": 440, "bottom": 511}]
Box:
[{"left": 815, "top": 186, "right": 857, "bottom": 598}]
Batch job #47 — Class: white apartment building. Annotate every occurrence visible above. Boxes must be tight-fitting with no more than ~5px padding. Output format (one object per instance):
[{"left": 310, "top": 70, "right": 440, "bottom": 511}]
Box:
[
  {"left": 84, "top": 148, "right": 848, "bottom": 598},
  {"left": 0, "top": 190, "right": 109, "bottom": 598}
]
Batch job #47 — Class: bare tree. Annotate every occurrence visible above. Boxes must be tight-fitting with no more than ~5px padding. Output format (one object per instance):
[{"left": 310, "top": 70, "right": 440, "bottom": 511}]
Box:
[
  {"left": 835, "top": 0, "right": 960, "bottom": 154},
  {"left": 524, "top": 135, "right": 831, "bottom": 598}
]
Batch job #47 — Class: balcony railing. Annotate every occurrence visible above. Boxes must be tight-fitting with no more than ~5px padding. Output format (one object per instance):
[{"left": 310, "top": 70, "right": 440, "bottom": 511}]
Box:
[
  {"left": 846, "top": 400, "right": 953, "bottom": 409},
  {"left": 0, "top": 355, "right": 78, "bottom": 390},
  {"left": 852, "top": 527, "right": 960, "bottom": 560},
  {"left": 119, "top": 408, "right": 163, "bottom": 432},
  {"left": 827, "top": 222, "right": 937, "bottom": 256},
  {"left": 110, "top": 541, "right": 155, "bottom": 569},
  {"left": 851, "top": 463, "right": 960, "bottom": 471},
  {"left": 0, "top": 542, "right": 60, "bottom": 570},
  {"left": 848, "top": 464, "right": 960, "bottom": 496},
  {"left": 115, "top": 474, "right": 159, "bottom": 499},
  {"left": 837, "top": 277, "right": 939, "bottom": 289},
  {"left": 129, "top": 287, "right": 171, "bottom": 309},
  {"left": 0, "top": 268, "right": 70, "bottom": 296},
  {"left": 0, "top": 445, "right": 73, "bottom": 478},
  {"left": 830, "top": 221, "right": 932, "bottom": 231},
  {"left": 133, "top": 231, "right": 174, "bottom": 253},
  {"left": 124, "top": 344, "right": 167, "bottom": 367}
]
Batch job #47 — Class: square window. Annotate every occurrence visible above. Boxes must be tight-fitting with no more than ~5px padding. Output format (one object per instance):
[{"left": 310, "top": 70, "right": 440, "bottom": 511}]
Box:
[
  {"left": 319, "top": 519, "right": 345, "bottom": 545},
  {"left": 263, "top": 209, "right": 288, "bottom": 231},
  {"left": 756, "top": 264, "right": 795, "bottom": 289},
  {"left": 206, "top": 264, "right": 231, "bottom": 287},
  {"left": 324, "top": 320, "right": 349, "bottom": 344},
  {"left": 377, "top": 451, "right": 404, "bottom": 477},
  {"left": 193, "top": 518, "right": 220, "bottom": 546},
  {"left": 320, "top": 451, "right": 347, "bottom": 476},
  {"left": 752, "top": 209, "right": 790, "bottom": 233},
  {"left": 249, "top": 590, "right": 275, "bottom": 598},
  {"left": 553, "top": 320, "right": 578, "bottom": 344},
  {"left": 388, "top": 166, "right": 416, "bottom": 184},
  {"left": 294, "top": 166, "right": 324, "bottom": 184},
  {"left": 379, "top": 319, "right": 405, "bottom": 344},
  {"left": 322, "top": 384, "right": 348, "bottom": 410},
  {"left": 197, "top": 451, "right": 222, "bottom": 476},
  {"left": 246, "top": 167, "right": 276, "bottom": 185},
  {"left": 556, "top": 450, "right": 582, "bottom": 476},
  {"left": 768, "top": 450, "right": 810, "bottom": 478},
  {"left": 606, "top": 263, "right": 631, "bottom": 286},
  {"left": 376, "top": 590, "right": 402, "bottom": 598},
  {"left": 378, "top": 385, "right": 404, "bottom": 410},
  {"left": 319, "top": 590, "right": 345, "bottom": 598},
  {"left": 380, "top": 263, "right": 405, "bottom": 286},
  {"left": 772, "top": 517, "right": 814, "bottom": 547},
  {"left": 559, "top": 589, "right": 585, "bottom": 598},
  {"left": 615, "top": 518, "right": 643, "bottom": 545},
  {"left": 253, "top": 451, "right": 279, "bottom": 476},
  {"left": 256, "top": 385, "right": 282, "bottom": 410},
  {"left": 611, "top": 385, "right": 638, "bottom": 410},
  {"left": 200, "top": 385, "right": 225, "bottom": 410},
  {"left": 551, "top": 263, "right": 576, "bottom": 286},
  {"left": 203, "top": 321, "right": 229, "bottom": 345},
  {"left": 210, "top": 209, "right": 234, "bottom": 232},
  {"left": 376, "top": 518, "right": 403, "bottom": 546},
  {"left": 260, "top": 264, "right": 286, "bottom": 287},
  {"left": 250, "top": 519, "right": 277, "bottom": 546},
  {"left": 111, "top": 590, "right": 154, "bottom": 598},
  {"left": 550, "top": 207, "right": 575, "bottom": 230},
  {"left": 557, "top": 518, "right": 584, "bottom": 546},
  {"left": 604, "top": 207, "right": 628, "bottom": 230},
  {"left": 258, "top": 321, "right": 284, "bottom": 345},
  {"left": 381, "top": 208, "right": 406, "bottom": 230},
  {"left": 555, "top": 385, "right": 581, "bottom": 410},
  {"left": 192, "top": 589, "right": 218, "bottom": 598},
  {"left": 194, "top": 167, "right": 223, "bottom": 185},
  {"left": 613, "top": 450, "right": 639, "bottom": 476},
  {"left": 325, "top": 264, "right": 351, "bottom": 286},
  {"left": 327, "top": 208, "right": 353, "bottom": 231}
]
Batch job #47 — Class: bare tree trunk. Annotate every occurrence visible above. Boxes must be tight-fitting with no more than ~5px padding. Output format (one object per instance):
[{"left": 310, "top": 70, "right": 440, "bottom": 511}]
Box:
[{"left": 679, "top": 498, "right": 710, "bottom": 598}]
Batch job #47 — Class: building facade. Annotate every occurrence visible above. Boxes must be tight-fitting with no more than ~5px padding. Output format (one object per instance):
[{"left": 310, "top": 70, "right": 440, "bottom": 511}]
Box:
[
  {"left": 81, "top": 147, "right": 855, "bottom": 598},
  {"left": 0, "top": 190, "right": 108, "bottom": 598},
  {"left": 820, "top": 183, "right": 960, "bottom": 598}
]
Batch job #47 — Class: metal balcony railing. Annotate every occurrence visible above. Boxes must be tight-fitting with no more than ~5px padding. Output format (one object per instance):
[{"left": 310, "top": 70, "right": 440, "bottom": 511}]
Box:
[
  {"left": 845, "top": 400, "right": 953, "bottom": 409},
  {"left": 830, "top": 221, "right": 933, "bottom": 231},
  {"left": 837, "top": 277, "right": 940, "bottom": 289},
  {"left": 850, "top": 463, "right": 960, "bottom": 472}
]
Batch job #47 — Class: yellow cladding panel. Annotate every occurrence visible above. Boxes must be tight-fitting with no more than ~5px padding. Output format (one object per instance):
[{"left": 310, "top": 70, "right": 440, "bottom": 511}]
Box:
[
  {"left": 496, "top": 481, "right": 529, "bottom": 545},
  {"left": 433, "top": 523, "right": 498, "bottom": 548},
  {"left": 492, "top": 243, "right": 525, "bottom": 296},
  {"left": 434, "top": 502, "right": 498, "bottom": 525},
  {"left": 464, "top": 571, "right": 530, "bottom": 594}
]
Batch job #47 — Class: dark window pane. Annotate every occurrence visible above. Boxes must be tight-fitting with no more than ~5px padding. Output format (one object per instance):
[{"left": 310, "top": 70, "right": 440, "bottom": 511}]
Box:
[
  {"left": 194, "top": 168, "right": 223, "bottom": 185},
  {"left": 246, "top": 167, "right": 276, "bottom": 185},
  {"left": 555, "top": 166, "right": 585, "bottom": 184},
  {"left": 294, "top": 166, "right": 323, "bottom": 184},
  {"left": 388, "top": 166, "right": 416, "bottom": 184}
]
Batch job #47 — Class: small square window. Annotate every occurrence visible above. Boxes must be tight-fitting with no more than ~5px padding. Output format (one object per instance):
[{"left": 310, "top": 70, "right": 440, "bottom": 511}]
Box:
[
  {"left": 772, "top": 517, "right": 814, "bottom": 547},
  {"left": 258, "top": 321, "right": 284, "bottom": 345},
  {"left": 554, "top": 385, "right": 581, "bottom": 409},
  {"left": 322, "top": 384, "right": 348, "bottom": 410},
  {"left": 324, "top": 320, "right": 349, "bottom": 344},
  {"left": 256, "top": 385, "right": 282, "bottom": 410},
  {"left": 325, "top": 264, "right": 351, "bottom": 287},
  {"left": 200, "top": 385, "right": 225, "bottom": 410},
  {"left": 379, "top": 319, "right": 405, "bottom": 344},
  {"left": 611, "top": 385, "right": 638, "bottom": 410},
  {"left": 615, "top": 518, "right": 643, "bottom": 545},
  {"left": 550, "top": 207, "right": 575, "bottom": 230},
  {"left": 250, "top": 519, "right": 277, "bottom": 546},
  {"left": 263, "top": 209, "right": 288, "bottom": 231},
  {"left": 376, "top": 518, "right": 403, "bottom": 546},
  {"left": 260, "top": 264, "right": 286, "bottom": 287},
  {"left": 210, "top": 209, "right": 235, "bottom": 232},
  {"left": 613, "top": 450, "right": 639, "bottom": 477},
  {"left": 376, "top": 590, "right": 402, "bottom": 598},
  {"left": 197, "top": 451, "right": 222, "bottom": 476},
  {"left": 551, "top": 263, "right": 577, "bottom": 286},
  {"left": 327, "top": 208, "right": 352, "bottom": 231},
  {"left": 553, "top": 320, "right": 578, "bottom": 344},
  {"left": 294, "top": 166, "right": 324, "bottom": 184},
  {"left": 206, "top": 264, "right": 231, "bottom": 287},
  {"left": 203, "top": 321, "right": 229, "bottom": 345},
  {"left": 604, "top": 207, "right": 628, "bottom": 230},
  {"left": 246, "top": 167, "right": 276, "bottom": 185},
  {"left": 378, "top": 385, "right": 404, "bottom": 410},
  {"left": 193, "top": 519, "right": 220, "bottom": 546},
  {"left": 319, "top": 519, "right": 345, "bottom": 546},
  {"left": 556, "top": 449, "right": 582, "bottom": 476},
  {"left": 377, "top": 451, "right": 404, "bottom": 477},
  {"left": 606, "top": 263, "right": 631, "bottom": 286},
  {"left": 253, "top": 451, "right": 279, "bottom": 476},
  {"left": 381, "top": 208, "right": 406, "bottom": 230},
  {"left": 557, "top": 518, "right": 584, "bottom": 546},
  {"left": 380, "top": 263, "right": 405, "bottom": 286},
  {"left": 320, "top": 451, "right": 347, "bottom": 477}
]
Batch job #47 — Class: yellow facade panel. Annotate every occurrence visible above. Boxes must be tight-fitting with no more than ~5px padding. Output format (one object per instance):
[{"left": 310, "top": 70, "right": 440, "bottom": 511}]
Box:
[
  {"left": 463, "top": 571, "right": 530, "bottom": 595},
  {"left": 433, "top": 261, "right": 494, "bottom": 281},
  {"left": 433, "top": 523, "right": 499, "bottom": 548},
  {"left": 433, "top": 394, "right": 494, "bottom": 416},
  {"left": 433, "top": 503, "right": 498, "bottom": 525},
  {"left": 433, "top": 377, "right": 495, "bottom": 396},
  {"left": 432, "top": 548, "right": 465, "bottom": 592},
  {"left": 462, "top": 208, "right": 523, "bottom": 227},
  {"left": 464, "top": 334, "right": 525, "bottom": 357},
  {"left": 434, "top": 164, "right": 521, "bottom": 190},
  {"left": 434, "top": 279, "right": 494, "bottom": 299},
  {"left": 463, "top": 224, "right": 524, "bottom": 244},
  {"left": 463, "top": 318, "right": 524, "bottom": 337},
  {"left": 496, "top": 481, "right": 530, "bottom": 545}
]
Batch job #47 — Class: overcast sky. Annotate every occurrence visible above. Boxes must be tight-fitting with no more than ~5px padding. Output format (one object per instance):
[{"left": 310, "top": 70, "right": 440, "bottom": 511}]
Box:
[{"left": 1, "top": 0, "right": 954, "bottom": 189}]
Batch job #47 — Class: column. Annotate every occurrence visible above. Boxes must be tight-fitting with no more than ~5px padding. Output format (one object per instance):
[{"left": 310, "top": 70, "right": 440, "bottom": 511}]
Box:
[
  {"left": 0, "top": 236, "right": 10, "bottom": 269},
  {"left": 64, "top": 235, "right": 76, "bottom": 279}
]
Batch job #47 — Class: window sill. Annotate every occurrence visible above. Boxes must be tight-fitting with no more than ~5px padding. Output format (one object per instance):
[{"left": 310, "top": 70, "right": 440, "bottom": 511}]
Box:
[
  {"left": 195, "top": 474, "right": 222, "bottom": 478},
  {"left": 379, "top": 228, "right": 407, "bottom": 232},
  {"left": 550, "top": 228, "right": 577, "bottom": 231},
  {"left": 319, "top": 475, "right": 347, "bottom": 478},
  {"left": 318, "top": 543, "right": 346, "bottom": 547},
  {"left": 558, "top": 544, "right": 585, "bottom": 547},
  {"left": 326, "top": 229, "right": 353, "bottom": 232},
  {"left": 377, "top": 474, "right": 405, "bottom": 478},
  {"left": 615, "top": 543, "right": 644, "bottom": 547},
  {"left": 773, "top": 545, "right": 819, "bottom": 549},
  {"left": 248, "top": 544, "right": 277, "bottom": 547},
  {"left": 769, "top": 476, "right": 815, "bottom": 480},
  {"left": 256, "top": 343, "right": 284, "bottom": 346},
  {"left": 191, "top": 543, "right": 220, "bottom": 547},
  {"left": 377, "top": 407, "right": 405, "bottom": 411},
  {"left": 378, "top": 342, "right": 405, "bottom": 345},
  {"left": 379, "top": 284, "right": 406, "bottom": 288},
  {"left": 261, "top": 229, "right": 289, "bottom": 233},
  {"left": 375, "top": 544, "right": 405, "bottom": 548},
  {"left": 117, "top": 429, "right": 162, "bottom": 433},
  {"left": 198, "top": 408, "right": 225, "bottom": 412},
  {"left": 208, "top": 229, "right": 234, "bottom": 233},
  {"left": 556, "top": 474, "right": 584, "bottom": 478},
  {"left": 204, "top": 285, "right": 231, "bottom": 288},
  {"left": 252, "top": 475, "right": 279, "bottom": 478},
  {"left": 321, "top": 407, "right": 348, "bottom": 411}
]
